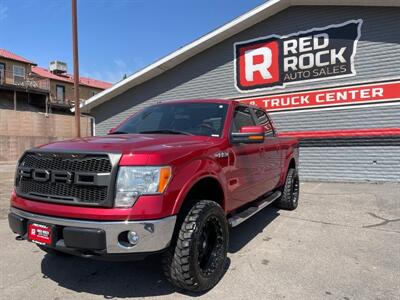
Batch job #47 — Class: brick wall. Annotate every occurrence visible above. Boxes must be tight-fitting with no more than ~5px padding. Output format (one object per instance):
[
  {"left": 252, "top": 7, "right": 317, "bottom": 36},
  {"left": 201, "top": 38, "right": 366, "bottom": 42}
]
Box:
[{"left": 0, "top": 109, "right": 92, "bottom": 161}]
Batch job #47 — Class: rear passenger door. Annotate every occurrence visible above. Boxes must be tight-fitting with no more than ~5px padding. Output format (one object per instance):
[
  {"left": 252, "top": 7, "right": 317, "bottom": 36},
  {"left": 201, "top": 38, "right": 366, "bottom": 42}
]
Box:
[{"left": 253, "top": 108, "right": 282, "bottom": 192}]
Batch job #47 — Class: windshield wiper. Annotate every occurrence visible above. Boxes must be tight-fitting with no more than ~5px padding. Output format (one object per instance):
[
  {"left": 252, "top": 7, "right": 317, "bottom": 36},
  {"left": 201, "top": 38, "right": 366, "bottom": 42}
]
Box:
[{"left": 139, "top": 129, "right": 193, "bottom": 135}]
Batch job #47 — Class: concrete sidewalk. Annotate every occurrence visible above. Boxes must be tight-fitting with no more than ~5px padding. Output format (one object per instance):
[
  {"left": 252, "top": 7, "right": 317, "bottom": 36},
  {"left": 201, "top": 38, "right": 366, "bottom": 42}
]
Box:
[
  {"left": 0, "top": 162, "right": 15, "bottom": 220},
  {"left": 1, "top": 180, "right": 399, "bottom": 300}
]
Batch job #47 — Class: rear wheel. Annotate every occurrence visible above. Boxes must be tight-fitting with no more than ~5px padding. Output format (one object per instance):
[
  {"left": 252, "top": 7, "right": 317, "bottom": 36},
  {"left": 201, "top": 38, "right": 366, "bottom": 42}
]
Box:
[
  {"left": 162, "top": 200, "right": 228, "bottom": 292},
  {"left": 276, "top": 168, "right": 299, "bottom": 210}
]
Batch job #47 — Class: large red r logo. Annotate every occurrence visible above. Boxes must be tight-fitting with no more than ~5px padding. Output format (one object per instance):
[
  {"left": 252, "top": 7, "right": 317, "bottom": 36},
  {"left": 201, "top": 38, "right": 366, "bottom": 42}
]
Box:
[{"left": 237, "top": 40, "right": 280, "bottom": 90}]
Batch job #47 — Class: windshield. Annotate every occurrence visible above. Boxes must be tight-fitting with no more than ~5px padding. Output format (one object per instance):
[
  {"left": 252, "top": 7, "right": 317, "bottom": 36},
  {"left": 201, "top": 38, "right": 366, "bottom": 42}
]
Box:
[{"left": 114, "top": 102, "right": 228, "bottom": 137}]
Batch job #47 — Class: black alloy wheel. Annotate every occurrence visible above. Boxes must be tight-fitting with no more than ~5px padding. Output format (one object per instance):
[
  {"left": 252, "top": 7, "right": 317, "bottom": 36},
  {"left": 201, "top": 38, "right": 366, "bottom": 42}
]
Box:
[
  {"left": 162, "top": 200, "right": 229, "bottom": 292},
  {"left": 196, "top": 216, "right": 225, "bottom": 277}
]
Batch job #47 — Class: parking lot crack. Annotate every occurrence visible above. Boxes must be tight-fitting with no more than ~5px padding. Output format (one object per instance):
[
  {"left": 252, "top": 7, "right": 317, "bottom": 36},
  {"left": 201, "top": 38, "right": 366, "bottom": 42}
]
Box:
[
  {"left": 363, "top": 212, "right": 400, "bottom": 229},
  {"left": 302, "top": 192, "right": 368, "bottom": 196},
  {"left": 281, "top": 215, "right": 400, "bottom": 234}
]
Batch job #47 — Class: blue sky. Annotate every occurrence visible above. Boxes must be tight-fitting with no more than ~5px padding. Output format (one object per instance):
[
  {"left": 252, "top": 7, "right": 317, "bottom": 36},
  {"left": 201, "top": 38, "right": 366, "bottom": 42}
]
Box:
[{"left": 1, "top": 0, "right": 265, "bottom": 83}]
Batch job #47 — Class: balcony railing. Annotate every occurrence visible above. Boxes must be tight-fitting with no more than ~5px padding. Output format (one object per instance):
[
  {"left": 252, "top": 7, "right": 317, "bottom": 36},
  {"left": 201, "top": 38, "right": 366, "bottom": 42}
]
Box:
[
  {"left": 0, "top": 70, "right": 50, "bottom": 91},
  {"left": 50, "top": 98, "right": 83, "bottom": 108}
]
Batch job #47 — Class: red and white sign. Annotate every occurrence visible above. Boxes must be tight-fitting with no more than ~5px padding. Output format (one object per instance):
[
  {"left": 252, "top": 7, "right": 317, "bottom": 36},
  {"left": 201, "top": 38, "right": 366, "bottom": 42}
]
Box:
[
  {"left": 28, "top": 223, "right": 53, "bottom": 245},
  {"left": 234, "top": 20, "right": 362, "bottom": 92},
  {"left": 239, "top": 81, "right": 400, "bottom": 112},
  {"left": 237, "top": 40, "right": 280, "bottom": 88}
]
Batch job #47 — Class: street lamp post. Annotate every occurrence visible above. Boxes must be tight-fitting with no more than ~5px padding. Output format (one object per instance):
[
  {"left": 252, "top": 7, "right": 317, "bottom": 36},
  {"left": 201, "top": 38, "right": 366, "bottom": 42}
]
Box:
[{"left": 72, "top": 0, "right": 81, "bottom": 137}]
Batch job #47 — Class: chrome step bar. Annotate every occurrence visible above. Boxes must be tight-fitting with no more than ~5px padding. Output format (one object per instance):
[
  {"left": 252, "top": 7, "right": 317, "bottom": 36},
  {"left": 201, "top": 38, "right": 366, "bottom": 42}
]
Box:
[{"left": 228, "top": 191, "right": 281, "bottom": 227}]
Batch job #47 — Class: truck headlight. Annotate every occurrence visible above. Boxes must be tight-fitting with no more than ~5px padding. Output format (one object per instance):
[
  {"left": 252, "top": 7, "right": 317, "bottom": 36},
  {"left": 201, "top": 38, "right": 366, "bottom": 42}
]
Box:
[{"left": 115, "top": 166, "right": 172, "bottom": 207}]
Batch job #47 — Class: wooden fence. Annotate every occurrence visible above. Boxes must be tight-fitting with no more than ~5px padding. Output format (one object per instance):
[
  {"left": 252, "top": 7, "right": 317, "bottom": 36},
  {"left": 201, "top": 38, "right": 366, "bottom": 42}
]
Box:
[{"left": 0, "top": 110, "right": 92, "bottom": 161}]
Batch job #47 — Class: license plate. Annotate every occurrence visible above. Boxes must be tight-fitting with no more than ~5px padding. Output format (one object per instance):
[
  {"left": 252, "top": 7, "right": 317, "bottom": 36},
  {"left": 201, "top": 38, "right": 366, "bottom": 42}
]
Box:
[{"left": 28, "top": 222, "right": 53, "bottom": 245}]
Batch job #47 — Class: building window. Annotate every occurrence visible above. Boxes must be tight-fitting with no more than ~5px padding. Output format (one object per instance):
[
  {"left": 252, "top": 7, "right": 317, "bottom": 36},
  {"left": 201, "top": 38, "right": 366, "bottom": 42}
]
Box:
[
  {"left": 0, "top": 63, "right": 5, "bottom": 84},
  {"left": 56, "top": 85, "right": 66, "bottom": 102},
  {"left": 13, "top": 65, "right": 25, "bottom": 84},
  {"left": 92, "top": 90, "right": 97, "bottom": 96}
]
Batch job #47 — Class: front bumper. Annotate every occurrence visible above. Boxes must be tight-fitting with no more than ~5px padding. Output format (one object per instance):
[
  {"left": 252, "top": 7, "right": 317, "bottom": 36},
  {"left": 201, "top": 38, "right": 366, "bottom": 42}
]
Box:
[{"left": 9, "top": 207, "right": 176, "bottom": 255}]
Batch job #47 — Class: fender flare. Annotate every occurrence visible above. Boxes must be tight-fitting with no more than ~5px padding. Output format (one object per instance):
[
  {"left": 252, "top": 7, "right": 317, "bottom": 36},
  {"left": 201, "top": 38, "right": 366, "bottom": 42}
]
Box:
[
  {"left": 170, "top": 159, "right": 227, "bottom": 215},
  {"left": 279, "top": 148, "right": 298, "bottom": 185}
]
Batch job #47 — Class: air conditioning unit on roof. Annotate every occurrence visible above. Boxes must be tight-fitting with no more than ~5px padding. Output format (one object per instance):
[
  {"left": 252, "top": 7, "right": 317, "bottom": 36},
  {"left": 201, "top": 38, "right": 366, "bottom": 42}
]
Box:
[{"left": 49, "top": 61, "right": 67, "bottom": 74}]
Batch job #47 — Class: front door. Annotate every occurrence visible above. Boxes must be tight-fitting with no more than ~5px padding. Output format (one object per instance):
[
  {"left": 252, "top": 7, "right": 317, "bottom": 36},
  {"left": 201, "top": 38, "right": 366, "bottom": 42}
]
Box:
[{"left": 226, "top": 105, "right": 265, "bottom": 209}]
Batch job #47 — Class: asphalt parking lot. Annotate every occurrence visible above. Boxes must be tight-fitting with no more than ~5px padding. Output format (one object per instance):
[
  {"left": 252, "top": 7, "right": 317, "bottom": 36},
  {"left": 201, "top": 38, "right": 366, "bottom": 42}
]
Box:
[{"left": 0, "top": 163, "right": 399, "bottom": 300}]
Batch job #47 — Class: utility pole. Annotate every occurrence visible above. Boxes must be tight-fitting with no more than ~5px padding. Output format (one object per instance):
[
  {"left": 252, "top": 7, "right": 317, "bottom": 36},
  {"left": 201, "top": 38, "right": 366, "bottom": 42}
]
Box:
[{"left": 72, "top": 0, "right": 81, "bottom": 137}]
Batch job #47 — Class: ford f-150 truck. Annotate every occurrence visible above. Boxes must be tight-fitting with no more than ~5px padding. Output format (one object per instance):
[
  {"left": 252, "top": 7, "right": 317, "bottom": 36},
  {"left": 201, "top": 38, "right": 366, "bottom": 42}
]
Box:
[{"left": 8, "top": 99, "right": 299, "bottom": 292}]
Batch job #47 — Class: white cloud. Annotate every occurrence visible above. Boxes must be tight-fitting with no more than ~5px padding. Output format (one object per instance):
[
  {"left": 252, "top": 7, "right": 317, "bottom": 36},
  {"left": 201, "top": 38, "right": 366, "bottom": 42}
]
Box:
[
  {"left": 113, "top": 58, "right": 127, "bottom": 69},
  {"left": 81, "top": 69, "right": 130, "bottom": 84},
  {"left": 0, "top": 3, "right": 8, "bottom": 21},
  {"left": 82, "top": 56, "right": 146, "bottom": 84},
  {"left": 105, "top": 70, "right": 128, "bottom": 83}
]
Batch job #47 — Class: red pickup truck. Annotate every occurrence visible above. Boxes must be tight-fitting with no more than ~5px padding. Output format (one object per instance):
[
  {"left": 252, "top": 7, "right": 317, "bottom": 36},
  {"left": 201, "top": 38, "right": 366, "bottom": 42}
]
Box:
[{"left": 8, "top": 99, "right": 299, "bottom": 292}]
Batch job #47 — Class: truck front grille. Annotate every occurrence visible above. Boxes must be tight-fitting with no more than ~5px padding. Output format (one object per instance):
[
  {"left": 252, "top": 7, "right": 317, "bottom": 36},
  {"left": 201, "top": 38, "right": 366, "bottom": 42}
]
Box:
[
  {"left": 22, "top": 153, "right": 112, "bottom": 173},
  {"left": 15, "top": 151, "right": 120, "bottom": 207}
]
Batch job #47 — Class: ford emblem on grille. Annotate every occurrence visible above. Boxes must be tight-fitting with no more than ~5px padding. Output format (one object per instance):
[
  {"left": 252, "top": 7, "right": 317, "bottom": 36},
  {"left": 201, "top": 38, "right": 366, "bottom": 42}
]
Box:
[{"left": 18, "top": 167, "right": 97, "bottom": 185}]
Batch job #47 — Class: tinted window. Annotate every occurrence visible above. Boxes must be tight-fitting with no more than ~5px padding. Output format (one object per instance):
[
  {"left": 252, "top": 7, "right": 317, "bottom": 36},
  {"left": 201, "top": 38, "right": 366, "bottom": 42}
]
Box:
[
  {"left": 232, "top": 106, "right": 255, "bottom": 132},
  {"left": 116, "top": 102, "right": 228, "bottom": 137},
  {"left": 254, "top": 109, "right": 274, "bottom": 136}
]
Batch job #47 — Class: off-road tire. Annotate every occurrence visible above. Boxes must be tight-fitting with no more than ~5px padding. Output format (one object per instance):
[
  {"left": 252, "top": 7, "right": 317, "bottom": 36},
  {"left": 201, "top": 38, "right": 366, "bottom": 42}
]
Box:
[
  {"left": 37, "top": 245, "right": 71, "bottom": 257},
  {"left": 162, "top": 200, "right": 229, "bottom": 292},
  {"left": 276, "top": 168, "right": 299, "bottom": 210}
]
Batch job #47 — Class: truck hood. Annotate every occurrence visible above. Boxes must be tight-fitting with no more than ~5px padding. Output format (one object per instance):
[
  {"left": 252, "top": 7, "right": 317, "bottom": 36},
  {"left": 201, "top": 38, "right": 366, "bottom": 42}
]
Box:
[{"left": 36, "top": 134, "right": 220, "bottom": 164}]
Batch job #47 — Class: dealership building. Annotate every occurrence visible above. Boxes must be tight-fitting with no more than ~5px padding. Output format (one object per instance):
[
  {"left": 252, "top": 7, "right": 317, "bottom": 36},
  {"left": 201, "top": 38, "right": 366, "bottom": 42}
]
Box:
[{"left": 81, "top": 0, "right": 400, "bottom": 182}]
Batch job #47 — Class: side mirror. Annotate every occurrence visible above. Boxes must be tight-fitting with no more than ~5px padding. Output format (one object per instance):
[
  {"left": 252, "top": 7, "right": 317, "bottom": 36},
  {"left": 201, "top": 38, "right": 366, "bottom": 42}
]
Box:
[{"left": 231, "top": 125, "right": 265, "bottom": 144}]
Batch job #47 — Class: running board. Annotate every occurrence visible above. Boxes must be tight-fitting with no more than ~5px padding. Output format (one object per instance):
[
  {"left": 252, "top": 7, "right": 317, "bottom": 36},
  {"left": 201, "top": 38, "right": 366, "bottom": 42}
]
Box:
[{"left": 228, "top": 191, "right": 281, "bottom": 227}]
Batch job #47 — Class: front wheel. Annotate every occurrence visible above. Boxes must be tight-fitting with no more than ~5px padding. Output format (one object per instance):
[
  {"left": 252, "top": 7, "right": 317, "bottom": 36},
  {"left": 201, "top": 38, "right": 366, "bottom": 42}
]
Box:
[
  {"left": 276, "top": 168, "right": 299, "bottom": 210},
  {"left": 162, "top": 200, "right": 229, "bottom": 292}
]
